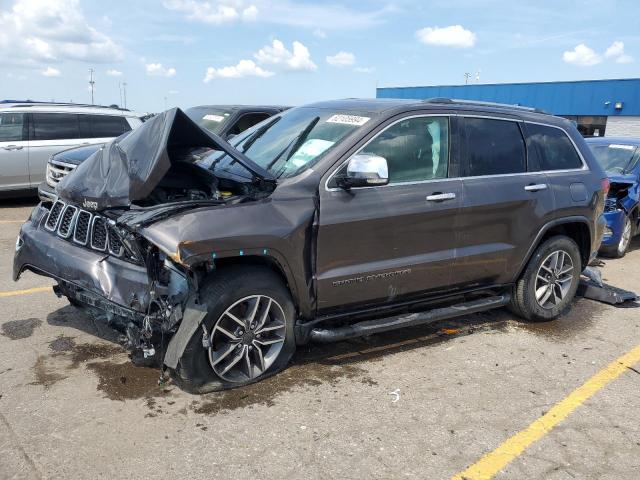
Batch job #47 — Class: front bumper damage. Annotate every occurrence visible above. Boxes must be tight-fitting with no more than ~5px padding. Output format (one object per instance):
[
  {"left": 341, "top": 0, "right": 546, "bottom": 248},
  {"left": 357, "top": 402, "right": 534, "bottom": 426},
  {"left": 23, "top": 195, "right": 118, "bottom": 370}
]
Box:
[
  {"left": 600, "top": 209, "right": 626, "bottom": 248},
  {"left": 13, "top": 204, "right": 195, "bottom": 361},
  {"left": 14, "top": 205, "right": 155, "bottom": 317}
]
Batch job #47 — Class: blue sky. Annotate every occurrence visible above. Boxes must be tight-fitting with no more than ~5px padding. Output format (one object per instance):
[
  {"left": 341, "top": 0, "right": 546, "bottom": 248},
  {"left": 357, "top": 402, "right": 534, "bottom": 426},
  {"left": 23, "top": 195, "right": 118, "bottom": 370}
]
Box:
[{"left": 1, "top": 0, "right": 639, "bottom": 113}]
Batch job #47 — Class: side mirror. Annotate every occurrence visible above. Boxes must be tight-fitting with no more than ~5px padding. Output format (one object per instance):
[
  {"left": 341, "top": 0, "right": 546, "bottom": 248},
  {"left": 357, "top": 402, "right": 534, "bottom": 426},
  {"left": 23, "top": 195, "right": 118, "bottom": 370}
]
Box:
[{"left": 336, "top": 153, "right": 389, "bottom": 189}]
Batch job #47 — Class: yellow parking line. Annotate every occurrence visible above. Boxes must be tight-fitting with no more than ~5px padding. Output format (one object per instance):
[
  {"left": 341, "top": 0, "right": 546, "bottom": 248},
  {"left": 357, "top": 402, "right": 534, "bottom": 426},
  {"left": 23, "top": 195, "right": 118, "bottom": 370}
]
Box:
[
  {"left": 0, "top": 286, "right": 52, "bottom": 298},
  {"left": 452, "top": 343, "right": 640, "bottom": 480}
]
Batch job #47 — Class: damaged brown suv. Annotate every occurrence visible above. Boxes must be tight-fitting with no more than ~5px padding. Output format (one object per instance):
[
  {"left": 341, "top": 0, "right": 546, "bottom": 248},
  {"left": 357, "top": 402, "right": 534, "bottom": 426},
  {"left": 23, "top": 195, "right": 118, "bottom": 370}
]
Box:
[{"left": 14, "top": 99, "right": 607, "bottom": 391}]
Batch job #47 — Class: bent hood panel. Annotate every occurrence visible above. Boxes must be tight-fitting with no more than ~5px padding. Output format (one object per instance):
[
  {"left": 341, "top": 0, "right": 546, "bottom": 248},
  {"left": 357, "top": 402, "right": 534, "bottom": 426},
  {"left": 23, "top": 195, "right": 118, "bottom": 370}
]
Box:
[{"left": 55, "top": 108, "right": 273, "bottom": 210}]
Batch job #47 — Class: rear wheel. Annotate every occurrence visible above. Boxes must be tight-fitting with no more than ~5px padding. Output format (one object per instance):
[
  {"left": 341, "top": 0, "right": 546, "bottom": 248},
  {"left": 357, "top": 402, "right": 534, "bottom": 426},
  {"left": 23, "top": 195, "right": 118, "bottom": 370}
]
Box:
[
  {"left": 509, "top": 235, "right": 581, "bottom": 321},
  {"left": 173, "top": 266, "right": 296, "bottom": 393}
]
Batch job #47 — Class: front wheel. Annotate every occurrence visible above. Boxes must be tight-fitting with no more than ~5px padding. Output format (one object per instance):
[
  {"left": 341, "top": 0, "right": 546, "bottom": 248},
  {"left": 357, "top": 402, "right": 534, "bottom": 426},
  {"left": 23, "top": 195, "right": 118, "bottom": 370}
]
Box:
[
  {"left": 509, "top": 235, "right": 581, "bottom": 321},
  {"left": 172, "top": 266, "right": 296, "bottom": 393},
  {"left": 611, "top": 215, "right": 633, "bottom": 258}
]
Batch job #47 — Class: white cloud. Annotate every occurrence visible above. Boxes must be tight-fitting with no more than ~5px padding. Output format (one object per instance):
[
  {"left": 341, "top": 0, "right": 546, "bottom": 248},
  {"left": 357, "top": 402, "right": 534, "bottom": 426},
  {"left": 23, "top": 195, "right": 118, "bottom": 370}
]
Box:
[
  {"left": 562, "top": 43, "right": 601, "bottom": 66},
  {"left": 616, "top": 54, "right": 634, "bottom": 64},
  {"left": 604, "top": 41, "right": 634, "bottom": 64},
  {"left": 416, "top": 25, "right": 476, "bottom": 48},
  {"left": 163, "top": 0, "right": 259, "bottom": 25},
  {"left": 313, "top": 29, "right": 327, "bottom": 39},
  {"left": 254, "top": 39, "right": 316, "bottom": 72},
  {"left": 354, "top": 66, "right": 375, "bottom": 74},
  {"left": 41, "top": 66, "right": 61, "bottom": 77},
  {"left": 164, "top": 0, "right": 392, "bottom": 30},
  {"left": 203, "top": 59, "right": 274, "bottom": 82},
  {"left": 0, "top": 0, "right": 123, "bottom": 66},
  {"left": 106, "top": 69, "right": 122, "bottom": 76},
  {"left": 146, "top": 63, "right": 177, "bottom": 77},
  {"left": 326, "top": 51, "right": 355, "bottom": 67},
  {"left": 605, "top": 41, "right": 624, "bottom": 58},
  {"left": 242, "top": 5, "right": 258, "bottom": 21}
]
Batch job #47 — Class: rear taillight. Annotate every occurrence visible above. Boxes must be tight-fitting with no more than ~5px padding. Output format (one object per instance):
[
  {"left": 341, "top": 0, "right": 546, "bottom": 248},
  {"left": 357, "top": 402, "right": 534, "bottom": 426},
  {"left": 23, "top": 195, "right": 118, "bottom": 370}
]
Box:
[{"left": 601, "top": 178, "right": 610, "bottom": 196}]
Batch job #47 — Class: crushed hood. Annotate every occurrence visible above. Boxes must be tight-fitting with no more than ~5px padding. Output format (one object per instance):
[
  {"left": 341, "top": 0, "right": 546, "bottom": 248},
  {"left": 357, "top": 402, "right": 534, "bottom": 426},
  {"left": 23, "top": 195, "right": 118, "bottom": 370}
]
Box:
[{"left": 56, "top": 107, "right": 275, "bottom": 211}]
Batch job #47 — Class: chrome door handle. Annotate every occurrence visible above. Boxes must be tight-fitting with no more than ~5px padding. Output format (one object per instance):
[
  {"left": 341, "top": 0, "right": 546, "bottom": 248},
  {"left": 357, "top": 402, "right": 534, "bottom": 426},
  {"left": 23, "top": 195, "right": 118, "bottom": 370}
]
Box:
[
  {"left": 426, "top": 192, "right": 456, "bottom": 201},
  {"left": 2, "top": 145, "right": 23, "bottom": 151},
  {"left": 524, "top": 183, "right": 547, "bottom": 192}
]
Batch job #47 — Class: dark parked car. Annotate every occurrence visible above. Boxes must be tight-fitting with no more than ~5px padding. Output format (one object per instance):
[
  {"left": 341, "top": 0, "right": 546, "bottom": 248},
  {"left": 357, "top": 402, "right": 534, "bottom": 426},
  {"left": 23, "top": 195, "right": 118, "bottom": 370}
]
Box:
[
  {"left": 38, "top": 104, "right": 288, "bottom": 201},
  {"left": 586, "top": 137, "right": 640, "bottom": 257},
  {"left": 14, "top": 99, "right": 606, "bottom": 392}
]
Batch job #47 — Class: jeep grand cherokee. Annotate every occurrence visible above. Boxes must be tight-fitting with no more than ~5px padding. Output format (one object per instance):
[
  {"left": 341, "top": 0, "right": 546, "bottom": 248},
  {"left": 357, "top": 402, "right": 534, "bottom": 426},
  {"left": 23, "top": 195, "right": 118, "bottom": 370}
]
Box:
[{"left": 14, "top": 99, "right": 607, "bottom": 392}]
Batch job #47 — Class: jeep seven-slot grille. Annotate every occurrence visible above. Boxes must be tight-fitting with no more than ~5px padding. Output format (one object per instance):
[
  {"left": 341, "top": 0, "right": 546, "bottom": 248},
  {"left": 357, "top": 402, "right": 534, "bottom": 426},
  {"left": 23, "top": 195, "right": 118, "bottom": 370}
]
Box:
[
  {"left": 90, "top": 216, "right": 108, "bottom": 251},
  {"left": 74, "top": 211, "right": 91, "bottom": 244},
  {"left": 43, "top": 200, "right": 125, "bottom": 258},
  {"left": 45, "top": 201, "right": 64, "bottom": 231},
  {"left": 58, "top": 205, "right": 77, "bottom": 238}
]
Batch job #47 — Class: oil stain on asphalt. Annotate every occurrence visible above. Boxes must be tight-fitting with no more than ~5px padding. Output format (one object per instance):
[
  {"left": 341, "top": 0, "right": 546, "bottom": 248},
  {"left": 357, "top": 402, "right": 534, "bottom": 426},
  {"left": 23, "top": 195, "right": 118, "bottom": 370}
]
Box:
[
  {"left": 1, "top": 318, "right": 42, "bottom": 340},
  {"left": 191, "top": 361, "right": 377, "bottom": 415},
  {"left": 28, "top": 297, "right": 607, "bottom": 415}
]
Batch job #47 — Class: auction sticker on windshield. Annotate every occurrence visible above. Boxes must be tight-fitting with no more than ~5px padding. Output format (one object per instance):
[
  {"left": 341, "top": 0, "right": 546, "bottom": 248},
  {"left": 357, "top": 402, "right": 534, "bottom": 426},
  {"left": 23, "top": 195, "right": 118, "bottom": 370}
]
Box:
[
  {"left": 326, "top": 114, "right": 370, "bottom": 126},
  {"left": 609, "top": 144, "right": 635, "bottom": 150},
  {"left": 203, "top": 114, "right": 225, "bottom": 122}
]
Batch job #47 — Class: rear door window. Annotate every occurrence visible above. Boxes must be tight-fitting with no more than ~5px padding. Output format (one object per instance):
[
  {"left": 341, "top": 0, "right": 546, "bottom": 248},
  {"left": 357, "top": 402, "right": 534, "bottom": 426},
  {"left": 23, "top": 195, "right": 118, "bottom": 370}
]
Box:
[
  {"left": 461, "top": 117, "right": 526, "bottom": 176},
  {"left": 0, "top": 112, "right": 25, "bottom": 141},
  {"left": 85, "top": 115, "right": 131, "bottom": 138},
  {"left": 525, "top": 123, "right": 583, "bottom": 171},
  {"left": 31, "top": 113, "right": 80, "bottom": 141}
]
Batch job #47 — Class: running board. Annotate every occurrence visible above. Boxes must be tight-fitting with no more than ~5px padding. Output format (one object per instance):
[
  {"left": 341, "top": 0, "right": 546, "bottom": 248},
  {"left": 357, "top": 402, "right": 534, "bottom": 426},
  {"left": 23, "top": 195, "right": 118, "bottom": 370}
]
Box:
[{"left": 309, "top": 294, "right": 511, "bottom": 344}]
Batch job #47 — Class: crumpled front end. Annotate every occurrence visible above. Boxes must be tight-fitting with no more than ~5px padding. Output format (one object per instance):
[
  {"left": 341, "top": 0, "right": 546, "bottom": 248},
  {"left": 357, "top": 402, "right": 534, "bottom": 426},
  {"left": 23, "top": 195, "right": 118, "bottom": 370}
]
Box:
[
  {"left": 13, "top": 202, "right": 189, "bottom": 325},
  {"left": 600, "top": 175, "right": 639, "bottom": 248}
]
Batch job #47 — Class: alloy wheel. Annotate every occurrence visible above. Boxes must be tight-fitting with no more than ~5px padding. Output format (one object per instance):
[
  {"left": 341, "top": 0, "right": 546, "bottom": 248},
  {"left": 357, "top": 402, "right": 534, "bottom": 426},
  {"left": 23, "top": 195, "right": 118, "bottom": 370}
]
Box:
[
  {"left": 534, "top": 250, "right": 574, "bottom": 309},
  {"left": 208, "top": 295, "right": 286, "bottom": 382}
]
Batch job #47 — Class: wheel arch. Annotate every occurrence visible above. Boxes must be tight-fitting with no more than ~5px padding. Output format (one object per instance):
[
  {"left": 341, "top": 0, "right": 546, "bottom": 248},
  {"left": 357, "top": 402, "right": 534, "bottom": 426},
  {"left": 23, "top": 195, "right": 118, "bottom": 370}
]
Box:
[
  {"left": 191, "top": 253, "right": 309, "bottom": 319},
  {"left": 515, "top": 217, "right": 592, "bottom": 279}
]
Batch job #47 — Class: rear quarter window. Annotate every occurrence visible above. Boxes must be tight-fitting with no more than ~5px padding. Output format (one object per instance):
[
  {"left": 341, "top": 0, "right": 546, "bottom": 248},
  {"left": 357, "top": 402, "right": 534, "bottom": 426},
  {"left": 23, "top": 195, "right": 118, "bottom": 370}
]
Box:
[{"left": 525, "top": 123, "right": 583, "bottom": 171}]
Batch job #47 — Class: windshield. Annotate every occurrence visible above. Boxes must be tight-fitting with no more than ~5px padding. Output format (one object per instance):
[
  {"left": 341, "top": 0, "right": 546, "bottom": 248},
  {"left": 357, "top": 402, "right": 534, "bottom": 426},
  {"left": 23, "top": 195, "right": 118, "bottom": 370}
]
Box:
[
  {"left": 185, "top": 107, "right": 233, "bottom": 134},
  {"left": 202, "top": 107, "right": 372, "bottom": 180},
  {"left": 589, "top": 143, "right": 639, "bottom": 174}
]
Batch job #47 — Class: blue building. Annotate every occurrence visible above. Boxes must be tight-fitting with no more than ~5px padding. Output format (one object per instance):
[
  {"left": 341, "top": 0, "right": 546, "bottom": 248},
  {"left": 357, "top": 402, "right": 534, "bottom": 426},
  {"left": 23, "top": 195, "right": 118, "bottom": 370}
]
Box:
[{"left": 377, "top": 78, "right": 640, "bottom": 138}]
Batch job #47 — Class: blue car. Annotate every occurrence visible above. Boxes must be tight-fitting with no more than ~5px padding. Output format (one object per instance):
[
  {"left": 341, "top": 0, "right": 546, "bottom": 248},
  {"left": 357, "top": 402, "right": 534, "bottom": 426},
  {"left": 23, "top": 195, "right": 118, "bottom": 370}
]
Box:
[{"left": 586, "top": 137, "right": 640, "bottom": 257}]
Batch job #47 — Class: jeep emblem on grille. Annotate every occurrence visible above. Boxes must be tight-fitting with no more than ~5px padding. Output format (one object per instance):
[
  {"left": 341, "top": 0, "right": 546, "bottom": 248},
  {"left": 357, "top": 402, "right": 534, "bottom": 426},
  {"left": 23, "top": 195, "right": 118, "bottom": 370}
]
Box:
[{"left": 82, "top": 199, "right": 98, "bottom": 210}]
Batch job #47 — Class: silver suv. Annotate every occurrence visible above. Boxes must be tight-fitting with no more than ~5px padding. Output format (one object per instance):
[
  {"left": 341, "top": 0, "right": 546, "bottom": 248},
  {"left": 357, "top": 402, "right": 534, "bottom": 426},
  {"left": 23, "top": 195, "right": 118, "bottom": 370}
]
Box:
[{"left": 0, "top": 102, "right": 143, "bottom": 197}]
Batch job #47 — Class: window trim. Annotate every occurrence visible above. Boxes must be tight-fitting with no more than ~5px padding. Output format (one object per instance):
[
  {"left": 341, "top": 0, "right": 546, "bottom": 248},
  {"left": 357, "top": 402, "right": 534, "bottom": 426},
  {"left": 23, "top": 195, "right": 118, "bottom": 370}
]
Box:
[
  {"left": 325, "top": 113, "right": 453, "bottom": 192},
  {"left": 324, "top": 114, "right": 589, "bottom": 192}
]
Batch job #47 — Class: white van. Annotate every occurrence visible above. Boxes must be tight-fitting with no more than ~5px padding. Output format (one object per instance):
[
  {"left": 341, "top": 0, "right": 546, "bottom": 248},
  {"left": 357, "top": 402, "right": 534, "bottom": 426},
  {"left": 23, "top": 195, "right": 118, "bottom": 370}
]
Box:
[{"left": 0, "top": 102, "right": 143, "bottom": 196}]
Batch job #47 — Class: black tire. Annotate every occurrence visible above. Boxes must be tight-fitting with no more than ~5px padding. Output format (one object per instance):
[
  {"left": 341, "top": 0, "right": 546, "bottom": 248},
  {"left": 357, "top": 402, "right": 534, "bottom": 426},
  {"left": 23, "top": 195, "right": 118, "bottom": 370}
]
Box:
[
  {"left": 509, "top": 235, "right": 581, "bottom": 322},
  {"left": 172, "top": 266, "right": 296, "bottom": 393},
  {"left": 601, "top": 214, "right": 634, "bottom": 259}
]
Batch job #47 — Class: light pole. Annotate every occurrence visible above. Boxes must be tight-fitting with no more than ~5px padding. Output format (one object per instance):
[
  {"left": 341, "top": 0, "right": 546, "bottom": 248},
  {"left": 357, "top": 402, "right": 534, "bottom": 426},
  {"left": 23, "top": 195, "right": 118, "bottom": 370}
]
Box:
[
  {"left": 464, "top": 72, "right": 472, "bottom": 85},
  {"left": 122, "top": 82, "right": 127, "bottom": 109},
  {"left": 88, "top": 68, "right": 95, "bottom": 104}
]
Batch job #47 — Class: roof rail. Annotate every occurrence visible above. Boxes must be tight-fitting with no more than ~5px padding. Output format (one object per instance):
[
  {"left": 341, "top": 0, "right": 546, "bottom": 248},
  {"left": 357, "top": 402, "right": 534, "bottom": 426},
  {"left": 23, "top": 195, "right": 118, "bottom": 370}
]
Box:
[
  {"left": 1, "top": 100, "right": 130, "bottom": 111},
  {"left": 422, "top": 97, "right": 549, "bottom": 114}
]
